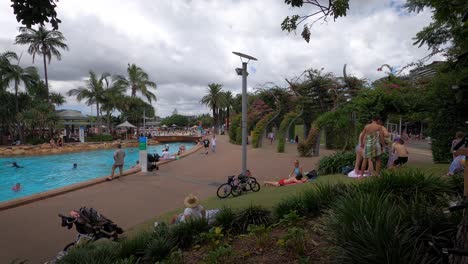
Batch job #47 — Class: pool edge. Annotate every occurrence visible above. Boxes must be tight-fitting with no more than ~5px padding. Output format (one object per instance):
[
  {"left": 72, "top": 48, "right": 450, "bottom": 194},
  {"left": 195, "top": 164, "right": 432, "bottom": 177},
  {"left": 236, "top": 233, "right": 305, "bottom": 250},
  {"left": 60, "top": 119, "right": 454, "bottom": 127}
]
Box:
[{"left": 0, "top": 144, "right": 203, "bottom": 211}]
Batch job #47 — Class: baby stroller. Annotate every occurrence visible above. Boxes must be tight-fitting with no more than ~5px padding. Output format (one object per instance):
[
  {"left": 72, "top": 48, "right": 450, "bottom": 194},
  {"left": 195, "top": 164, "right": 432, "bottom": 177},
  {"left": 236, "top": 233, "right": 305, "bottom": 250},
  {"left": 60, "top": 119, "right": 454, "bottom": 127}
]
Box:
[
  {"left": 59, "top": 207, "right": 123, "bottom": 250},
  {"left": 147, "top": 153, "right": 160, "bottom": 171}
]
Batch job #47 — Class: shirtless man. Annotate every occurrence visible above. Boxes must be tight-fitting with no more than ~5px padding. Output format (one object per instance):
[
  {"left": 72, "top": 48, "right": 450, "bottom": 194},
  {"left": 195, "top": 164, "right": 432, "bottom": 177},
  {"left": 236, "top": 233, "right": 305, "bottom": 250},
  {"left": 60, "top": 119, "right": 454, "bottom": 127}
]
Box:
[{"left": 359, "top": 117, "right": 385, "bottom": 177}]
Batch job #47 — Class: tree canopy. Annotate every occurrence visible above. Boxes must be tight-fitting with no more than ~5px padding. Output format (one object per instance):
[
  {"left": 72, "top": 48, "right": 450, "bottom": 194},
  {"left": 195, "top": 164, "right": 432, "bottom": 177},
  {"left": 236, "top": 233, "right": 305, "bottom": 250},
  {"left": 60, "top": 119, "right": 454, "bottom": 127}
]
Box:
[{"left": 11, "top": 0, "right": 61, "bottom": 30}]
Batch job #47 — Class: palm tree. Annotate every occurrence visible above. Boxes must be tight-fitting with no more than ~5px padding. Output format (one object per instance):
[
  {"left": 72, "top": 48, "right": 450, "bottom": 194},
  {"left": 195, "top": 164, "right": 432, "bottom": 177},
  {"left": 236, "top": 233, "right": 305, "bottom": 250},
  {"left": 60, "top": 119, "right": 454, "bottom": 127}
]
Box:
[
  {"left": 67, "top": 71, "right": 107, "bottom": 134},
  {"left": 223, "top": 91, "right": 235, "bottom": 129},
  {"left": 15, "top": 26, "right": 68, "bottom": 98},
  {"left": 101, "top": 76, "right": 126, "bottom": 131},
  {"left": 1, "top": 55, "right": 39, "bottom": 142},
  {"left": 200, "top": 83, "right": 225, "bottom": 132},
  {"left": 115, "top": 63, "right": 157, "bottom": 103},
  {"left": 0, "top": 51, "right": 19, "bottom": 89}
]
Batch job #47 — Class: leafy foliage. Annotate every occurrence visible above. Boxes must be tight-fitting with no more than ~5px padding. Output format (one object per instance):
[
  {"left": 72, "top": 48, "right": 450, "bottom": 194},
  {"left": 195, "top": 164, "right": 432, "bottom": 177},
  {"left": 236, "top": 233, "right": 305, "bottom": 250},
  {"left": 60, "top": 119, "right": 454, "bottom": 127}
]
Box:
[
  {"left": 233, "top": 205, "right": 273, "bottom": 233},
  {"left": 278, "top": 227, "right": 307, "bottom": 256},
  {"left": 86, "top": 134, "right": 113, "bottom": 142},
  {"left": 317, "top": 152, "right": 356, "bottom": 175},
  {"left": 277, "top": 111, "right": 298, "bottom": 153},
  {"left": 204, "top": 245, "right": 234, "bottom": 264},
  {"left": 115, "top": 63, "right": 157, "bottom": 103},
  {"left": 161, "top": 114, "right": 189, "bottom": 127},
  {"left": 251, "top": 112, "right": 275, "bottom": 148},
  {"left": 228, "top": 114, "right": 241, "bottom": 144},
  {"left": 213, "top": 207, "right": 236, "bottom": 232},
  {"left": 57, "top": 241, "right": 120, "bottom": 264},
  {"left": 169, "top": 218, "right": 210, "bottom": 249},
  {"left": 297, "top": 127, "right": 319, "bottom": 156},
  {"left": 11, "top": 0, "right": 61, "bottom": 30}
]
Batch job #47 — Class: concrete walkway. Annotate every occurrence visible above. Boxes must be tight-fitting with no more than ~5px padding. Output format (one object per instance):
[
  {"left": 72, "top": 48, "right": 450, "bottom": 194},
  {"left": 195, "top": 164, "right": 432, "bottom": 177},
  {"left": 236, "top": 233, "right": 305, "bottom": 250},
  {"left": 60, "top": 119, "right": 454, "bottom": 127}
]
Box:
[{"left": 0, "top": 136, "right": 330, "bottom": 263}]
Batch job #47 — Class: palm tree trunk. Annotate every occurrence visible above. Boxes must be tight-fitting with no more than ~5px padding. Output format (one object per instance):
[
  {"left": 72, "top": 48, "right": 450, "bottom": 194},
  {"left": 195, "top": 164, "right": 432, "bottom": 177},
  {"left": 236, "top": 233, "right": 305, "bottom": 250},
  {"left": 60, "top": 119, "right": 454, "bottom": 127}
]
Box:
[
  {"left": 96, "top": 102, "right": 101, "bottom": 134},
  {"left": 42, "top": 53, "right": 49, "bottom": 100},
  {"left": 227, "top": 108, "right": 230, "bottom": 129},
  {"left": 14, "top": 81, "right": 24, "bottom": 143},
  {"left": 212, "top": 107, "right": 216, "bottom": 132}
]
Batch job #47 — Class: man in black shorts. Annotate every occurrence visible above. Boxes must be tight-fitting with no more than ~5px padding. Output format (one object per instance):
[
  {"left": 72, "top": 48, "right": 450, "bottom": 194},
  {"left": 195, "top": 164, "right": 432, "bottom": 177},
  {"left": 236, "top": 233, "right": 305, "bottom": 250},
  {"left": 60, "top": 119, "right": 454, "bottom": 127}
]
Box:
[{"left": 202, "top": 137, "right": 210, "bottom": 155}]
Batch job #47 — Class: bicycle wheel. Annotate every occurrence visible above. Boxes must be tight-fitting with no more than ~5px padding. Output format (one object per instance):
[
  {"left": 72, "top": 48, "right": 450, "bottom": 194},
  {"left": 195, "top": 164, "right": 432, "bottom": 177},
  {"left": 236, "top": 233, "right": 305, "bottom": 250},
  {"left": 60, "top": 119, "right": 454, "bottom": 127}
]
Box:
[
  {"left": 216, "top": 183, "right": 232, "bottom": 199},
  {"left": 231, "top": 185, "right": 242, "bottom": 197},
  {"left": 249, "top": 181, "right": 261, "bottom": 192}
]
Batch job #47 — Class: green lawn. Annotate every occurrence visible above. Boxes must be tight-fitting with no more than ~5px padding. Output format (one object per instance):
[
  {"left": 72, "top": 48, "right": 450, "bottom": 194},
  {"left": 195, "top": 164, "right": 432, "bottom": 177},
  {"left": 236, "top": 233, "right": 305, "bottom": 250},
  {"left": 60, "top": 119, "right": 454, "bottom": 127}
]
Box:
[
  {"left": 127, "top": 162, "right": 448, "bottom": 236},
  {"left": 127, "top": 174, "right": 349, "bottom": 235}
]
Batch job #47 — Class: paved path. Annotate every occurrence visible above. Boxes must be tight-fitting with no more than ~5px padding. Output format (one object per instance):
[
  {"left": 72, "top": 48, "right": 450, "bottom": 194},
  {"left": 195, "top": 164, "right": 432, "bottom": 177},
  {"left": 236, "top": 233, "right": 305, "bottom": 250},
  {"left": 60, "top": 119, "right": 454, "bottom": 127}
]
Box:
[
  {"left": 0, "top": 136, "right": 434, "bottom": 263},
  {"left": 0, "top": 136, "right": 330, "bottom": 263}
]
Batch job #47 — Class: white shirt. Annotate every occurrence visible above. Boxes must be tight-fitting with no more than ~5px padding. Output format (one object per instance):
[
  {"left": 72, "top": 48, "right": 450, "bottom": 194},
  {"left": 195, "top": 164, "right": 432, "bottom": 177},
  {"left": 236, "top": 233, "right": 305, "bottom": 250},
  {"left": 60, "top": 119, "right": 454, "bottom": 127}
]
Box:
[
  {"left": 182, "top": 205, "right": 204, "bottom": 221},
  {"left": 211, "top": 138, "right": 216, "bottom": 146}
]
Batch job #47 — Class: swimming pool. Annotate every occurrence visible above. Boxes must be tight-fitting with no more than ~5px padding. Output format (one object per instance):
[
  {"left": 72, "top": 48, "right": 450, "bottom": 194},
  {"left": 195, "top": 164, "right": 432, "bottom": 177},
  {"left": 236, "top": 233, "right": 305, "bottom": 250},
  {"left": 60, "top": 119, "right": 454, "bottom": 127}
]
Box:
[{"left": 0, "top": 142, "right": 195, "bottom": 203}]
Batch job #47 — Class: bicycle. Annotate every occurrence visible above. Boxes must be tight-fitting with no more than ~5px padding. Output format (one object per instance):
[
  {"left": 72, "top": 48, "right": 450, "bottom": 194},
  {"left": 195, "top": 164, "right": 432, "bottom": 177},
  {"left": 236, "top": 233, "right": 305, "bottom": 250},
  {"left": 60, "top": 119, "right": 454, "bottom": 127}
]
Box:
[
  {"left": 216, "top": 174, "right": 261, "bottom": 199},
  {"left": 428, "top": 201, "right": 468, "bottom": 264}
]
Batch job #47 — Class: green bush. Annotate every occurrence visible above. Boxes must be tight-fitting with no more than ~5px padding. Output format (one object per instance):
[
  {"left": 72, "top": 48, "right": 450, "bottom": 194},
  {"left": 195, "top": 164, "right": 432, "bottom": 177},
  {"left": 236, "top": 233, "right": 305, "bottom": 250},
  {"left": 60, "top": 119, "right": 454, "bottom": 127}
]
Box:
[
  {"left": 118, "top": 231, "right": 153, "bottom": 259},
  {"left": 277, "top": 112, "right": 298, "bottom": 153},
  {"left": 326, "top": 192, "right": 419, "bottom": 264},
  {"left": 317, "top": 151, "right": 390, "bottom": 175},
  {"left": 228, "top": 114, "right": 241, "bottom": 144},
  {"left": 57, "top": 241, "right": 120, "bottom": 264},
  {"left": 144, "top": 236, "right": 174, "bottom": 262},
  {"left": 274, "top": 195, "right": 306, "bottom": 219},
  {"left": 317, "top": 152, "right": 356, "bottom": 175},
  {"left": 204, "top": 245, "right": 234, "bottom": 264},
  {"left": 234, "top": 205, "right": 273, "bottom": 233},
  {"left": 169, "top": 218, "right": 210, "bottom": 249},
  {"left": 213, "top": 207, "right": 236, "bottom": 232},
  {"left": 252, "top": 112, "right": 275, "bottom": 148},
  {"left": 25, "top": 136, "right": 48, "bottom": 145},
  {"left": 447, "top": 172, "right": 464, "bottom": 198},
  {"left": 357, "top": 169, "right": 451, "bottom": 203},
  {"left": 278, "top": 227, "right": 307, "bottom": 256},
  {"left": 86, "top": 134, "right": 113, "bottom": 142}
]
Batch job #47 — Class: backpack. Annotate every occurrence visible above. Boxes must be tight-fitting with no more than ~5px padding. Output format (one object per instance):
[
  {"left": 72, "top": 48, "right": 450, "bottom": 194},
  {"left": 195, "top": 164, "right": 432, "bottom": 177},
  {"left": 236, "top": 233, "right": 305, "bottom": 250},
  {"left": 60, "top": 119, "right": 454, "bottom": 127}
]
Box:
[{"left": 306, "top": 170, "right": 318, "bottom": 179}]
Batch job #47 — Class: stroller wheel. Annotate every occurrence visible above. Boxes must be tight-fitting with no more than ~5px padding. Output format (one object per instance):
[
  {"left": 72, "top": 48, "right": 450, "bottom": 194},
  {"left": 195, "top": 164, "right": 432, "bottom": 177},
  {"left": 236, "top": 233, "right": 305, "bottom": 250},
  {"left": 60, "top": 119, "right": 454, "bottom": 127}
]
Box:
[{"left": 63, "top": 242, "right": 76, "bottom": 251}]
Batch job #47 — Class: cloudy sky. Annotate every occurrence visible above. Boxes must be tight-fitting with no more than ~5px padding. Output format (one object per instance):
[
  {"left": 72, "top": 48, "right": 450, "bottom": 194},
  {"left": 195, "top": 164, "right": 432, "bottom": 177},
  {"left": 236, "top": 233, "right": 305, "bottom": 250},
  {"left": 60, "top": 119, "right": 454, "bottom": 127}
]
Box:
[{"left": 0, "top": 0, "right": 441, "bottom": 117}]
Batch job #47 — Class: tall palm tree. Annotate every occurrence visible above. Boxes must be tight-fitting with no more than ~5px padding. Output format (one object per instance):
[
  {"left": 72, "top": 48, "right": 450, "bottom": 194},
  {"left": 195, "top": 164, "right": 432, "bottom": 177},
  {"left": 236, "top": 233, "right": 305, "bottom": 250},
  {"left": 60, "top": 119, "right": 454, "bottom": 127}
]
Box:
[
  {"left": 101, "top": 76, "right": 126, "bottom": 131},
  {"left": 223, "top": 91, "right": 235, "bottom": 129},
  {"left": 15, "top": 26, "right": 68, "bottom": 98},
  {"left": 200, "top": 83, "right": 225, "bottom": 131},
  {"left": 115, "top": 63, "right": 157, "bottom": 103},
  {"left": 0, "top": 51, "right": 19, "bottom": 90},
  {"left": 2, "top": 55, "right": 39, "bottom": 142},
  {"left": 67, "top": 71, "right": 107, "bottom": 134}
]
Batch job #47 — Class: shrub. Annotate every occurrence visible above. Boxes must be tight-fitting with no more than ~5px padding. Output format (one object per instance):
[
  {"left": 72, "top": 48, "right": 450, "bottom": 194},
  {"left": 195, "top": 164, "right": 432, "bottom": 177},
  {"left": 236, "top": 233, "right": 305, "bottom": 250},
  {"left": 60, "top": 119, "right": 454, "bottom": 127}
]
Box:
[
  {"left": 447, "top": 172, "right": 464, "bottom": 198},
  {"left": 117, "top": 231, "right": 153, "bottom": 259},
  {"left": 357, "top": 169, "right": 451, "bottom": 203},
  {"left": 277, "top": 112, "right": 298, "bottom": 153},
  {"left": 204, "top": 245, "right": 234, "bottom": 264},
  {"left": 169, "top": 218, "right": 210, "bottom": 249},
  {"left": 144, "top": 236, "right": 174, "bottom": 262},
  {"left": 252, "top": 112, "right": 275, "bottom": 148},
  {"left": 197, "top": 227, "right": 224, "bottom": 249},
  {"left": 302, "top": 182, "right": 354, "bottom": 215},
  {"left": 57, "top": 241, "right": 120, "bottom": 264},
  {"left": 277, "top": 227, "right": 307, "bottom": 256},
  {"left": 326, "top": 191, "right": 419, "bottom": 264},
  {"left": 228, "top": 114, "right": 241, "bottom": 144},
  {"left": 234, "top": 205, "right": 273, "bottom": 233},
  {"left": 114, "top": 256, "right": 138, "bottom": 264},
  {"left": 247, "top": 224, "right": 272, "bottom": 249},
  {"left": 274, "top": 195, "right": 306, "bottom": 219},
  {"left": 213, "top": 207, "right": 236, "bottom": 233},
  {"left": 86, "top": 134, "right": 113, "bottom": 142},
  {"left": 317, "top": 152, "right": 356, "bottom": 175},
  {"left": 317, "top": 151, "right": 390, "bottom": 175},
  {"left": 25, "top": 136, "right": 48, "bottom": 145},
  {"left": 277, "top": 210, "right": 304, "bottom": 227}
]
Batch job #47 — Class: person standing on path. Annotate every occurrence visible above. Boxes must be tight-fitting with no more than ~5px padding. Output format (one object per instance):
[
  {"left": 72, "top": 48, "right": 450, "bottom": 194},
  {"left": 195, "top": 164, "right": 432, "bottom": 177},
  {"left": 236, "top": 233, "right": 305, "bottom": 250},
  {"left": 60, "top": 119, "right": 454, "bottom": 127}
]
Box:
[
  {"left": 211, "top": 135, "right": 217, "bottom": 153},
  {"left": 202, "top": 137, "right": 210, "bottom": 155},
  {"left": 107, "top": 144, "right": 126, "bottom": 180}
]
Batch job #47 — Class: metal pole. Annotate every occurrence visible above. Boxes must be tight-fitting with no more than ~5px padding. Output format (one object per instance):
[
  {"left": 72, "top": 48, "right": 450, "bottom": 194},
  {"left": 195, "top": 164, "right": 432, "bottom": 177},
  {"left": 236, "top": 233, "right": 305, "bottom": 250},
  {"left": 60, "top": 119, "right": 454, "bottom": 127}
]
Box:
[
  {"left": 241, "top": 62, "right": 248, "bottom": 175},
  {"left": 143, "top": 109, "right": 146, "bottom": 135}
]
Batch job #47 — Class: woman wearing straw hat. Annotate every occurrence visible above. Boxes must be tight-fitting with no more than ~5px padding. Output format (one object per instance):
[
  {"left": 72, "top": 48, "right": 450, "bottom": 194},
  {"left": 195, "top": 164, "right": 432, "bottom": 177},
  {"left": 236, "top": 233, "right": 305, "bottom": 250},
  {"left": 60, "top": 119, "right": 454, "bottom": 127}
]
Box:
[{"left": 171, "top": 194, "right": 206, "bottom": 224}]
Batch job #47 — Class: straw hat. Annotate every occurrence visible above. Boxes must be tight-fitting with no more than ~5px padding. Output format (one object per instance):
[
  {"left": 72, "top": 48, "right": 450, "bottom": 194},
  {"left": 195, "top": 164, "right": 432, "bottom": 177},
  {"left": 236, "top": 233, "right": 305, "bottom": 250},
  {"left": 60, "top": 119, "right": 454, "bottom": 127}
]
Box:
[{"left": 184, "top": 194, "right": 199, "bottom": 208}]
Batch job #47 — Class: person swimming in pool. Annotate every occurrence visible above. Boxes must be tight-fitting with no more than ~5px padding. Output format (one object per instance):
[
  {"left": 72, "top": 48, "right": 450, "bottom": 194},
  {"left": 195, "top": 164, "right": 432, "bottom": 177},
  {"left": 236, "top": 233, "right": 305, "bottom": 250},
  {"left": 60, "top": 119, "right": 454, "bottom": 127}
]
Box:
[
  {"left": 12, "top": 162, "right": 23, "bottom": 168},
  {"left": 12, "top": 183, "right": 21, "bottom": 192},
  {"left": 73, "top": 163, "right": 78, "bottom": 169}
]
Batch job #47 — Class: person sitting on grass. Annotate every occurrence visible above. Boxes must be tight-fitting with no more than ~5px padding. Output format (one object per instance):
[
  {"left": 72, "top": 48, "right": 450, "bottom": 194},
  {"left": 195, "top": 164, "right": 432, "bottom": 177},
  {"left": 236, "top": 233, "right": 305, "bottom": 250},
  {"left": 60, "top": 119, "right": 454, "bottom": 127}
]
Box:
[
  {"left": 171, "top": 194, "right": 206, "bottom": 224},
  {"left": 263, "top": 160, "right": 307, "bottom": 187}
]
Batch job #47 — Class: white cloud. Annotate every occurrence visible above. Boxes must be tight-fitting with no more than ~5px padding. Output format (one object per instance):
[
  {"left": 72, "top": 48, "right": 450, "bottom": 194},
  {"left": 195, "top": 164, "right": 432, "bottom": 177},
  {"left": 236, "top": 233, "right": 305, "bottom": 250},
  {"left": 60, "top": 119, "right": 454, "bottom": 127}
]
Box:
[{"left": 0, "top": 0, "right": 442, "bottom": 117}]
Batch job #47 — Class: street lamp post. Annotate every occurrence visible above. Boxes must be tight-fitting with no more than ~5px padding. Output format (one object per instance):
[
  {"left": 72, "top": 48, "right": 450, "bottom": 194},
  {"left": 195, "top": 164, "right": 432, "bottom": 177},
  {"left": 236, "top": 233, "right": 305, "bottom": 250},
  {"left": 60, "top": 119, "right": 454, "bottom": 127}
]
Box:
[{"left": 232, "top": 51, "right": 257, "bottom": 176}]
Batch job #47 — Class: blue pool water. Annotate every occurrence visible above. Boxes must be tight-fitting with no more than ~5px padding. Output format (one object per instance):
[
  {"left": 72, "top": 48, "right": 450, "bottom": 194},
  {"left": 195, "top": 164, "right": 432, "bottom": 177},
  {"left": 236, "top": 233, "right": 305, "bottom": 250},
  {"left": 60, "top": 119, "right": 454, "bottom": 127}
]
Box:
[{"left": 0, "top": 142, "right": 194, "bottom": 202}]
